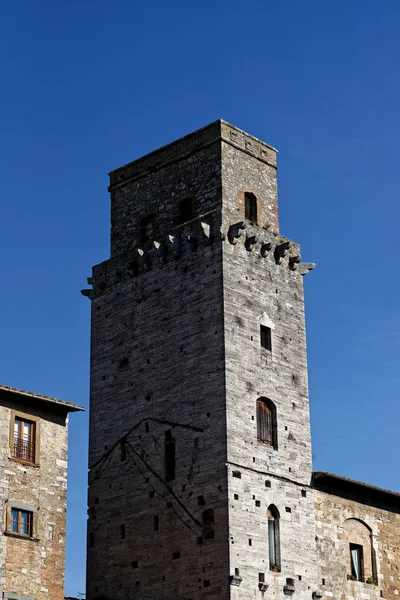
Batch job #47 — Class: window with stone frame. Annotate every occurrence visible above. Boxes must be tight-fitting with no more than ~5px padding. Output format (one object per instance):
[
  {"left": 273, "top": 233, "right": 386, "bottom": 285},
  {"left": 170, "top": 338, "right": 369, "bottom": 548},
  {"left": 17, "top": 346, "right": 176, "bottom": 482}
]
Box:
[
  {"left": 260, "top": 325, "right": 272, "bottom": 351},
  {"left": 256, "top": 398, "right": 277, "bottom": 448},
  {"left": 12, "top": 415, "right": 36, "bottom": 464},
  {"left": 10, "top": 508, "right": 33, "bottom": 537},
  {"left": 244, "top": 192, "right": 258, "bottom": 224},
  {"left": 343, "top": 518, "right": 375, "bottom": 584},
  {"left": 350, "top": 543, "right": 364, "bottom": 581},
  {"left": 268, "top": 505, "right": 281, "bottom": 571}
]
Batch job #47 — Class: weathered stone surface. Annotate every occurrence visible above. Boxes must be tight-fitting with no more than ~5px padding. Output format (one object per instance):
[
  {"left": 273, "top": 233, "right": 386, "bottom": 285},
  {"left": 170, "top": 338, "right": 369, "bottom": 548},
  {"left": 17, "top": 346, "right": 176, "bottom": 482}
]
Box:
[
  {"left": 0, "top": 387, "right": 82, "bottom": 599},
  {"left": 86, "top": 120, "right": 398, "bottom": 600}
]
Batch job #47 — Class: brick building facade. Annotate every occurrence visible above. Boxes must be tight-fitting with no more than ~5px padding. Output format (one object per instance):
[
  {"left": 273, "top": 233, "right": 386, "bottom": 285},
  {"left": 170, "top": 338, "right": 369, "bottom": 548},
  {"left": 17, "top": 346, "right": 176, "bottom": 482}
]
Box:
[
  {"left": 84, "top": 120, "right": 400, "bottom": 599},
  {"left": 0, "top": 384, "right": 83, "bottom": 600}
]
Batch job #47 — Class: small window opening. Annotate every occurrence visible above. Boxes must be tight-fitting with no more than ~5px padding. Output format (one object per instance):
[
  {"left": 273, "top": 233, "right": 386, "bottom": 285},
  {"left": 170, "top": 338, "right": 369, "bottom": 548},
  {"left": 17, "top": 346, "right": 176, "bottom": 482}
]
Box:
[
  {"left": 268, "top": 505, "right": 281, "bottom": 571},
  {"left": 202, "top": 509, "right": 215, "bottom": 540},
  {"left": 259, "top": 573, "right": 265, "bottom": 582},
  {"left": 172, "top": 551, "right": 180, "bottom": 560},
  {"left": 10, "top": 508, "right": 33, "bottom": 537},
  {"left": 140, "top": 214, "right": 155, "bottom": 245},
  {"left": 89, "top": 532, "right": 95, "bottom": 547},
  {"left": 164, "top": 430, "right": 176, "bottom": 482},
  {"left": 245, "top": 192, "right": 258, "bottom": 224},
  {"left": 260, "top": 325, "right": 272, "bottom": 351},
  {"left": 178, "top": 198, "right": 193, "bottom": 223},
  {"left": 350, "top": 543, "right": 364, "bottom": 582},
  {"left": 120, "top": 524, "right": 126, "bottom": 539},
  {"left": 154, "top": 515, "right": 159, "bottom": 531},
  {"left": 235, "top": 568, "right": 240, "bottom": 576},
  {"left": 256, "top": 398, "right": 277, "bottom": 448}
]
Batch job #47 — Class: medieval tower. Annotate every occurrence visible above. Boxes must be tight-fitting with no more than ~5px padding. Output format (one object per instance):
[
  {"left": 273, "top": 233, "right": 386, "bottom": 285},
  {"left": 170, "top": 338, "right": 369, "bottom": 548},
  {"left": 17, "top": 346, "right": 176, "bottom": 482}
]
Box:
[{"left": 85, "top": 120, "right": 320, "bottom": 600}]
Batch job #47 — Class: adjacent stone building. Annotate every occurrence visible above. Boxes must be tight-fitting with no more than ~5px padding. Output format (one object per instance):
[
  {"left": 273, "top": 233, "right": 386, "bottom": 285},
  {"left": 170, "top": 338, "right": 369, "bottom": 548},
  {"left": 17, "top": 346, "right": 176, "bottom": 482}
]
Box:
[
  {"left": 84, "top": 120, "right": 400, "bottom": 599},
  {"left": 0, "top": 384, "right": 83, "bottom": 600}
]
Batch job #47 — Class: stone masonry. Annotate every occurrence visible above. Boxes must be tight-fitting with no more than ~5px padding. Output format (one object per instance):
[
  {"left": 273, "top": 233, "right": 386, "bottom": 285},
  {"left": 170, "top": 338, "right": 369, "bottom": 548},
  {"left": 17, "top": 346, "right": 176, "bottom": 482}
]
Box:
[
  {"left": 0, "top": 385, "right": 83, "bottom": 600},
  {"left": 85, "top": 120, "right": 399, "bottom": 600}
]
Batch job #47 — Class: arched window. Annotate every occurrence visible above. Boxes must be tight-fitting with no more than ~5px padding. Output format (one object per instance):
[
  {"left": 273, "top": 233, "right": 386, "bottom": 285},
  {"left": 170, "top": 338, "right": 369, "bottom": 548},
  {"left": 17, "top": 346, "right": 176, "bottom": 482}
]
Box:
[
  {"left": 202, "top": 509, "right": 215, "bottom": 540},
  {"left": 268, "top": 505, "right": 281, "bottom": 571},
  {"left": 343, "top": 518, "right": 375, "bottom": 583},
  {"left": 256, "top": 398, "right": 277, "bottom": 448},
  {"left": 244, "top": 192, "right": 258, "bottom": 224}
]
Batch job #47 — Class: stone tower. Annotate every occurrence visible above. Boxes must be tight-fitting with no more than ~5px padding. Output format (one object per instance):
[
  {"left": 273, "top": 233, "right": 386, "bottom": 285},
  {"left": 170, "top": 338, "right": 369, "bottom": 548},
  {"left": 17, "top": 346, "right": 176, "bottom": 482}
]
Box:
[{"left": 85, "top": 120, "right": 319, "bottom": 600}]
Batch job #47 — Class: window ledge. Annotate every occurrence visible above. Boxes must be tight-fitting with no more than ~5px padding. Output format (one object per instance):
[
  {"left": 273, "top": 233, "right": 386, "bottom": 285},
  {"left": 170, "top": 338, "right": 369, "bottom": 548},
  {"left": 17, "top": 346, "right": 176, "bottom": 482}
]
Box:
[
  {"left": 9, "top": 456, "right": 39, "bottom": 468},
  {"left": 4, "top": 531, "right": 39, "bottom": 542}
]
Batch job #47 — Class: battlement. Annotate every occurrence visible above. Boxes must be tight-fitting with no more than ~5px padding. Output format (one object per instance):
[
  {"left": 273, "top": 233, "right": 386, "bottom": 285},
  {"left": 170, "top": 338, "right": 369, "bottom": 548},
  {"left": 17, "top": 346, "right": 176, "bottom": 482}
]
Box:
[
  {"left": 108, "top": 120, "right": 277, "bottom": 191},
  {"left": 82, "top": 217, "right": 314, "bottom": 301}
]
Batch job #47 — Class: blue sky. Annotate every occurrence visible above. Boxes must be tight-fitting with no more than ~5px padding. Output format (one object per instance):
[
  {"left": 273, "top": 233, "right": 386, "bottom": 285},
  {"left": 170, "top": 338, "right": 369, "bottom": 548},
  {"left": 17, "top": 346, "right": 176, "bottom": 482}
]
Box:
[{"left": 1, "top": 0, "right": 399, "bottom": 595}]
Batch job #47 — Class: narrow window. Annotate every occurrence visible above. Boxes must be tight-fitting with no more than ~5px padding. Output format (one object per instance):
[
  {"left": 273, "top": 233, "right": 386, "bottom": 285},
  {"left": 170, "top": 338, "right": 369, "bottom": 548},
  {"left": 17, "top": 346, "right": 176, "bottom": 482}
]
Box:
[
  {"left": 350, "top": 543, "right": 364, "bottom": 581},
  {"left": 140, "top": 214, "right": 155, "bottom": 245},
  {"left": 202, "top": 509, "right": 215, "bottom": 540},
  {"left": 164, "top": 430, "right": 175, "bottom": 482},
  {"left": 245, "top": 192, "right": 258, "bottom": 224},
  {"left": 10, "top": 508, "right": 33, "bottom": 537},
  {"left": 120, "top": 524, "right": 126, "bottom": 539},
  {"left": 260, "top": 325, "right": 272, "bottom": 351},
  {"left": 268, "top": 505, "right": 281, "bottom": 571},
  {"left": 256, "top": 398, "right": 277, "bottom": 448},
  {"left": 13, "top": 417, "right": 35, "bottom": 463},
  {"left": 178, "top": 198, "right": 193, "bottom": 223}
]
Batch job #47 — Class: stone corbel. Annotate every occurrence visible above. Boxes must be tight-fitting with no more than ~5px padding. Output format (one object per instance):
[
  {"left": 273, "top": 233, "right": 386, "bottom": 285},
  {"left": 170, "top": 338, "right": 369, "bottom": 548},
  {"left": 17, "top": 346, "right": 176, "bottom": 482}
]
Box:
[
  {"left": 274, "top": 241, "right": 292, "bottom": 264},
  {"left": 135, "top": 248, "right": 152, "bottom": 270},
  {"left": 289, "top": 255, "right": 302, "bottom": 270},
  {"left": 200, "top": 221, "right": 211, "bottom": 242},
  {"left": 298, "top": 262, "right": 316, "bottom": 276},
  {"left": 81, "top": 289, "right": 93, "bottom": 299},
  {"left": 259, "top": 582, "right": 269, "bottom": 592},
  {"left": 283, "top": 578, "right": 295, "bottom": 595},
  {"left": 153, "top": 241, "right": 167, "bottom": 264},
  {"left": 229, "top": 574, "right": 243, "bottom": 586},
  {"left": 312, "top": 592, "right": 323, "bottom": 599},
  {"left": 228, "top": 221, "right": 247, "bottom": 245},
  {"left": 260, "top": 241, "right": 272, "bottom": 258},
  {"left": 168, "top": 235, "right": 181, "bottom": 258},
  {"left": 245, "top": 234, "right": 258, "bottom": 252}
]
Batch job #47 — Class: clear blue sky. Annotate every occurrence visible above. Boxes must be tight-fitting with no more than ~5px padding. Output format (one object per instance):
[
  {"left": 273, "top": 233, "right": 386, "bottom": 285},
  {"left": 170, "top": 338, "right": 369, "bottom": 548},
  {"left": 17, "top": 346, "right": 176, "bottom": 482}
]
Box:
[{"left": 1, "top": 1, "right": 399, "bottom": 595}]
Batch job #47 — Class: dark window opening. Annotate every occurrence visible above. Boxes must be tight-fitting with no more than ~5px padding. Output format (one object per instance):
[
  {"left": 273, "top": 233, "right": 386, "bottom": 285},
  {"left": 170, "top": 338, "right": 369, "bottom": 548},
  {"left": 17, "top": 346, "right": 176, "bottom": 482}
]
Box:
[
  {"left": 89, "top": 532, "right": 95, "bottom": 547},
  {"left": 178, "top": 198, "right": 193, "bottom": 223},
  {"left": 13, "top": 417, "right": 35, "bottom": 463},
  {"left": 260, "top": 325, "right": 272, "bottom": 351},
  {"left": 245, "top": 192, "right": 258, "bottom": 224},
  {"left": 259, "top": 573, "right": 265, "bottom": 583},
  {"left": 154, "top": 515, "right": 159, "bottom": 531},
  {"left": 256, "top": 398, "right": 277, "bottom": 448},
  {"left": 164, "top": 430, "right": 176, "bottom": 482},
  {"left": 172, "top": 551, "right": 180, "bottom": 560},
  {"left": 10, "top": 508, "right": 33, "bottom": 537},
  {"left": 268, "top": 505, "right": 281, "bottom": 571},
  {"left": 202, "top": 509, "right": 215, "bottom": 540},
  {"left": 120, "top": 524, "right": 126, "bottom": 539},
  {"left": 140, "top": 214, "right": 156, "bottom": 245},
  {"left": 350, "top": 543, "right": 364, "bottom": 582}
]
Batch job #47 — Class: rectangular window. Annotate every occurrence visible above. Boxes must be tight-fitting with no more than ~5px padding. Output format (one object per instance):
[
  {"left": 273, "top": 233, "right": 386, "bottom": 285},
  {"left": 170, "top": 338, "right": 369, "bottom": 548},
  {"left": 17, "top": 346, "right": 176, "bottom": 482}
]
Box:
[
  {"left": 178, "top": 198, "right": 193, "bottom": 223},
  {"left": 13, "top": 417, "right": 35, "bottom": 463},
  {"left": 10, "top": 508, "right": 33, "bottom": 537},
  {"left": 260, "top": 325, "right": 272, "bottom": 351},
  {"left": 350, "top": 543, "right": 364, "bottom": 581}
]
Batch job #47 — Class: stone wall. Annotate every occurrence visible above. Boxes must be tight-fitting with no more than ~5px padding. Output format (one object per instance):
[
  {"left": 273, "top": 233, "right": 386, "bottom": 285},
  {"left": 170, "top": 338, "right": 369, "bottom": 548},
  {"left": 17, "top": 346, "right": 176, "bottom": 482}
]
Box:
[
  {"left": 0, "top": 392, "right": 69, "bottom": 600},
  {"left": 87, "top": 141, "right": 230, "bottom": 598},
  {"left": 315, "top": 485, "right": 400, "bottom": 600}
]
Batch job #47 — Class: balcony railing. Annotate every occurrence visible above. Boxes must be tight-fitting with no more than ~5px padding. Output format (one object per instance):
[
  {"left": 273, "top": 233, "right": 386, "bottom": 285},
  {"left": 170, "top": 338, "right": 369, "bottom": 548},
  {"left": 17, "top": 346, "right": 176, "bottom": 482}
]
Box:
[{"left": 13, "top": 436, "right": 35, "bottom": 463}]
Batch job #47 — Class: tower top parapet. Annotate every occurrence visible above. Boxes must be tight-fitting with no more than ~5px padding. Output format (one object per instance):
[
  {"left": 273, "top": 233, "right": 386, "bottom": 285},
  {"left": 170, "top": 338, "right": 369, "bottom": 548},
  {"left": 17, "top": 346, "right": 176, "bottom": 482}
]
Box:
[{"left": 108, "top": 120, "right": 277, "bottom": 192}]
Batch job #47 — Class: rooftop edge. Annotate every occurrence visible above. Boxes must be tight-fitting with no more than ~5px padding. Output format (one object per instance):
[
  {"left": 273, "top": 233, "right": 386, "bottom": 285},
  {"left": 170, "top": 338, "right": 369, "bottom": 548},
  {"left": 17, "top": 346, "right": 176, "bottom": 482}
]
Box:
[{"left": 0, "top": 384, "right": 85, "bottom": 413}]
